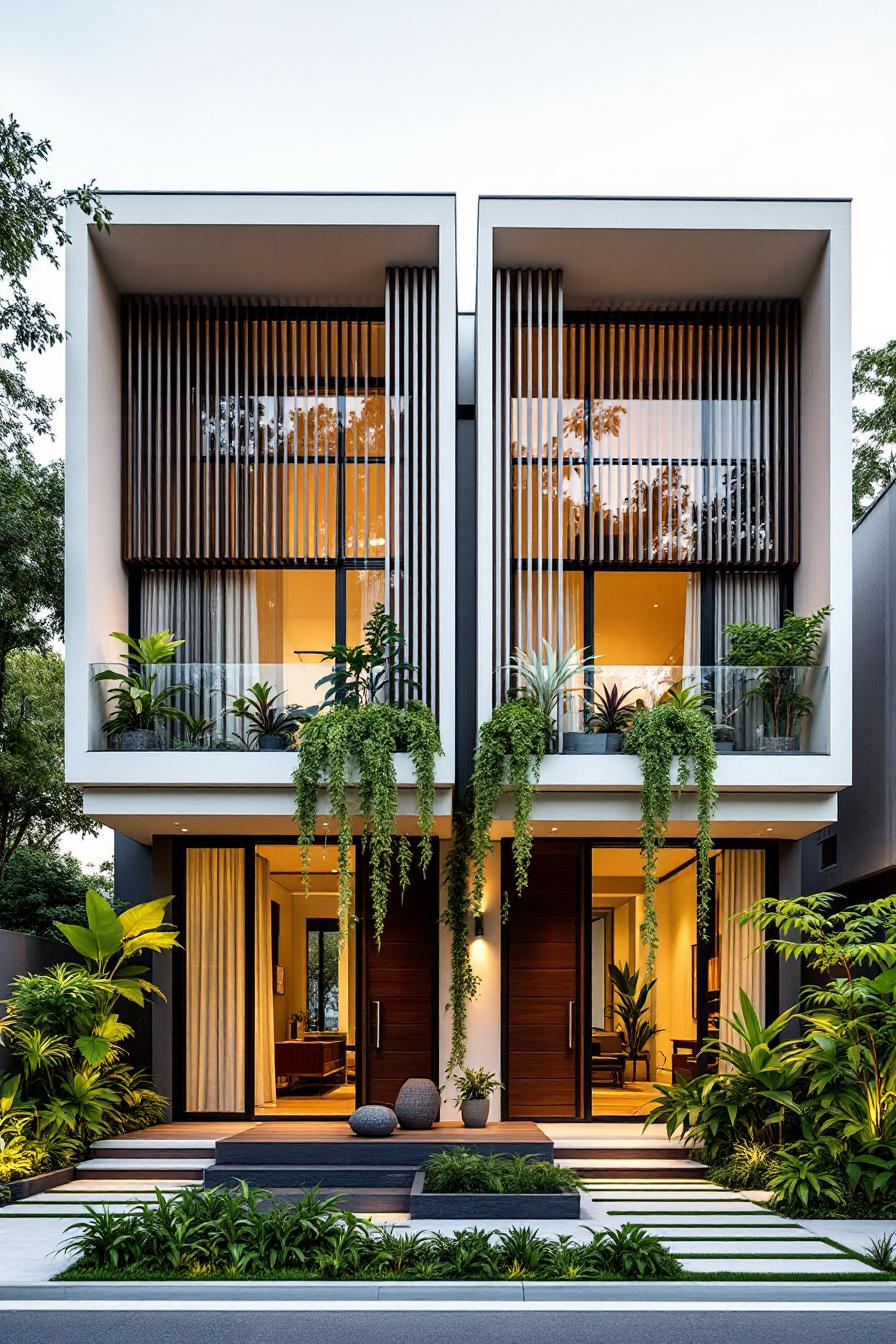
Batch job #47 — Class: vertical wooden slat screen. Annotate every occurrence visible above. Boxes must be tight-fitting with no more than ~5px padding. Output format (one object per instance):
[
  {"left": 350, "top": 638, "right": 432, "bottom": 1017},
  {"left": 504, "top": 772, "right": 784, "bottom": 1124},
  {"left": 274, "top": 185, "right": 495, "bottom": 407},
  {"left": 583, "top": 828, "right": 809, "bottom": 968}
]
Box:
[
  {"left": 122, "top": 298, "right": 385, "bottom": 566},
  {"left": 492, "top": 268, "right": 564, "bottom": 708},
  {"left": 385, "top": 267, "right": 439, "bottom": 713},
  {"left": 492, "top": 273, "right": 799, "bottom": 708}
]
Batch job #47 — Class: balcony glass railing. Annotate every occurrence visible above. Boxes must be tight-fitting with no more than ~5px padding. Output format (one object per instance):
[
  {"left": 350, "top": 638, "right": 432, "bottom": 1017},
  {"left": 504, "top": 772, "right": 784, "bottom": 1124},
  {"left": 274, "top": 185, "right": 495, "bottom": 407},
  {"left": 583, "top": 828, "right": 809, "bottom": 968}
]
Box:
[
  {"left": 88, "top": 662, "right": 332, "bottom": 752},
  {"left": 556, "top": 664, "right": 829, "bottom": 755}
]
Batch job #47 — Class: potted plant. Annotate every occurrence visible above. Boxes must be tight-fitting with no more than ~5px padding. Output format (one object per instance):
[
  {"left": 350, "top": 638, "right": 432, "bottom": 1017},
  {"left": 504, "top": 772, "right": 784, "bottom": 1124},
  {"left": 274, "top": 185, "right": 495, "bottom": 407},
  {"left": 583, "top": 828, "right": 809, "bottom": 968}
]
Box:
[
  {"left": 607, "top": 962, "right": 661, "bottom": 1077},
  {"left": 172, "top": 712, "right": 219, "bottom": 750},
  {"left": 713, "top": 722, "right": 735, "bottom": 753},
  {"left": 723, "top": 606, "right": 831, "bottom": 753},
  {"left": 506, "top": 641, "right": 596, "bottom": 752},
  {"left": 453, "top": 1066, "right": 502, "bottom": 1128},
  {"left": 232, "top": 681, "right": 314, "bottom": 750},
  {"left": 577, "top": 682, "right": 638, "bottom": 753},
  {"left": 93, "top": 630, "right": 190, "bottom": 750}
]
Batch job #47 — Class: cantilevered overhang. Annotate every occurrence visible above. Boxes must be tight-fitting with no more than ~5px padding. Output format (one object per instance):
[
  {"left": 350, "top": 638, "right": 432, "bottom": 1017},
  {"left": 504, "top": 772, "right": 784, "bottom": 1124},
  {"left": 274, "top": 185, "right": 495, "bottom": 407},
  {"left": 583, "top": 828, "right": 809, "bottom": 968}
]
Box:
[
  {"left": 482, "top": 195, "right": 847, "bottom": 304},
  {"left": 89, "top": 192, "right": 449, "bottom": 302}
]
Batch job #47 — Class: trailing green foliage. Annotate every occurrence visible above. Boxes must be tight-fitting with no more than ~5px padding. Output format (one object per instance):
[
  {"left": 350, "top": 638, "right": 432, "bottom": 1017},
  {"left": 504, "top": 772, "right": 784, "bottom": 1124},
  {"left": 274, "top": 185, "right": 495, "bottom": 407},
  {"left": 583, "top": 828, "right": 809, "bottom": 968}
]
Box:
[
  {"left": 0, "top": 890, "right": 174, "bottom": 1187},
  {"left": 624, "top": 692, "right": 718, "bottom": 970},
  {"left": 468, "top": 698, "right": 553, "bottom": 918},
  {"left": 60, "top": 1183, "right": 682, "bottom": 1281},
  {"left": 293, "top": 700, "right": 441, "bottom": 947},
  {"left": 422, "top": 1148, "right": 581, "bottom": 1194},
  {"left": 607, "top": 962, "right": 661, "bottom": 1064},
  {"left": 440, "top": 797, "right": 480, "bottom": 1075}
]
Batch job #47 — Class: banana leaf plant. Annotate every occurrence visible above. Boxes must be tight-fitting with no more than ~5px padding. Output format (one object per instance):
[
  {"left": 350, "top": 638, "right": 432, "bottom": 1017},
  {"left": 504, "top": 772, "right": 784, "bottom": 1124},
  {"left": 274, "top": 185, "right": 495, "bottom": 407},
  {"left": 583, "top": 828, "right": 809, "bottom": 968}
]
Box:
[{"left": 52, "top": 889, "right": 179, "bottom": 1068}]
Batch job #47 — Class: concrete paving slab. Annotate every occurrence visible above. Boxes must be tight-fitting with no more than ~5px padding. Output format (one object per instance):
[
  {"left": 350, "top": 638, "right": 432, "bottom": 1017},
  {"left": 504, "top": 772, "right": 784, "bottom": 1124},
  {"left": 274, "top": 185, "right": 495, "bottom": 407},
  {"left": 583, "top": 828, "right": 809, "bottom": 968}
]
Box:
[{"left": 677, "top": 1256, "right": 875, "bottom": 1275}]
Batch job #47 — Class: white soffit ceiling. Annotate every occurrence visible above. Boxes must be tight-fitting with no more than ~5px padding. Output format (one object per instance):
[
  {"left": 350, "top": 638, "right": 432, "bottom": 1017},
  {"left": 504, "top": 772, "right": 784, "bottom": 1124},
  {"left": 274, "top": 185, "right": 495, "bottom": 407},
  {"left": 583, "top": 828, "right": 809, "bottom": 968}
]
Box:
[
  {"left": 92, "top": 224, "right": 439, "bottom": 303},
  {"left": 493, "top": 227, "right": 830, "bottom": 303}
]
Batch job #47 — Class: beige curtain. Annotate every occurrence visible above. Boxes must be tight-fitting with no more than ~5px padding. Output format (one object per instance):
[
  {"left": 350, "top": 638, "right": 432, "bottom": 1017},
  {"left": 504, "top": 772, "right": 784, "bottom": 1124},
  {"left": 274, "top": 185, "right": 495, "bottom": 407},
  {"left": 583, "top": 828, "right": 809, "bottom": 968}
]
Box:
[
  {"left": 717, "top": 849, "right": 765, "bottom": 1067},
  {"left": 254, "top": 855, "right": 277, "bottom": 1108},
  {"left": 683, "top": 573, "right": 701, "bottom": 672},
  {"left": 186, "top": 849, "right": 245, "bottom": 1112}
]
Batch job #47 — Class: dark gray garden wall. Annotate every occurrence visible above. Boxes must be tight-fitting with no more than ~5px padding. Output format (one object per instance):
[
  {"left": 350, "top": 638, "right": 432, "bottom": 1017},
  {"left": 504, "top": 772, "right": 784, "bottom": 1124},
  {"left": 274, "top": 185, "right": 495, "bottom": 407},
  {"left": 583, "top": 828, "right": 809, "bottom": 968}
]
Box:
[
  {"left": 801, "top": 479, "right": 896, "bottom": 898},
  {"left": 115, "top": 833, "right": 165, "bottom": 1093},
  {"left": 0, "top": 928, "right": 67, "bottom": 1071}
]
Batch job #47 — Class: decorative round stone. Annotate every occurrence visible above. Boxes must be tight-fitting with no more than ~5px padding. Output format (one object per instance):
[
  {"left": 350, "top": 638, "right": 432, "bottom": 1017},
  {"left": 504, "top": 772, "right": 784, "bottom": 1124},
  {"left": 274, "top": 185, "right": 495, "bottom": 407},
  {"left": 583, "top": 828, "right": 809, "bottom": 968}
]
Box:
[
  {"left": 394, "top": 1077, "right": 441, "bottom": 1130},
  {"left": 348, "top": 1105, "right": 397, "bottom": 1138}
]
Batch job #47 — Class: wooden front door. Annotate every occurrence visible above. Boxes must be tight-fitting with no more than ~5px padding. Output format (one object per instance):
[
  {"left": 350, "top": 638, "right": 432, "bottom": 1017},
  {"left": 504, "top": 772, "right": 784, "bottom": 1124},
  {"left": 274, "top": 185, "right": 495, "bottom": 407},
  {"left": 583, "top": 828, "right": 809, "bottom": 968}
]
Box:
[
  {"left": 504, "top": 840, "right": 585, "bottom": 1118},
  {"left": 361, "top": 850, "right": 438, "bottom": 1108}
]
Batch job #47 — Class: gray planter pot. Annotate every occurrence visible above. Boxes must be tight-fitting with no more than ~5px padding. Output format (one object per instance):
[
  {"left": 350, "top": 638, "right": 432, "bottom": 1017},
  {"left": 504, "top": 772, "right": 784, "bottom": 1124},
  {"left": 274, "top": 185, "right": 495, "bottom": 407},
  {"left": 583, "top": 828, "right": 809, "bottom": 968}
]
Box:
[
  {"left": 714, "top": 739, "right": 735, "bottom": 753},
  {"left": 395, "top": 1077, "right": 441, "bottom": 1130},
  {"left": 760, "top": 735, "right": 801, "bottom": 753},
  {"left": 460, "top": 1097, "right": 490, "bottom": 1128},
  {"left": 563, "top": 732, "right": 623, "bottom": 755},
  {"left": 118, "top": 728, "right": 160, "bottom": 751},
  {"left": 258, "top": 734, "right": 290, "bottom": 751}
]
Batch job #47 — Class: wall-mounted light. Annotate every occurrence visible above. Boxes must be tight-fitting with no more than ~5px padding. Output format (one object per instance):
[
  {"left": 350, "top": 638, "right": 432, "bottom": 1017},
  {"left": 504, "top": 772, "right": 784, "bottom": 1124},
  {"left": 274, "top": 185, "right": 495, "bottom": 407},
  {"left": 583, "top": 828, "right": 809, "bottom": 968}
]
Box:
[{"left": 473, "top": 914, "right": 485, "bottom": 939}]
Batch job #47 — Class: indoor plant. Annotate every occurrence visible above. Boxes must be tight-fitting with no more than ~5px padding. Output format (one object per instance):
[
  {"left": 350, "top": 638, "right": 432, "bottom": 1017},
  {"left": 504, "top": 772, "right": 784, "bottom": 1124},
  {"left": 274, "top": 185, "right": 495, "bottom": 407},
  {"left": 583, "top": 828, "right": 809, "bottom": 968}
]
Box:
[
  {"left": 607, "top": 962, "right": 660, "bottom": 1074},
  {"left": 453, "top": 1066, "right": 502, "bottom": 1128},
  {"left": 723, "top": 605, "right": 831, "bottom": 752},
  {"left": 579, "top": 682, "right": 638, "bottom": 753},
  {"left": 232, "top": 681, "right": 313, "bottom": 750},
  {"left": 93, "top": 630, "right": 189, "bottom": 750}
]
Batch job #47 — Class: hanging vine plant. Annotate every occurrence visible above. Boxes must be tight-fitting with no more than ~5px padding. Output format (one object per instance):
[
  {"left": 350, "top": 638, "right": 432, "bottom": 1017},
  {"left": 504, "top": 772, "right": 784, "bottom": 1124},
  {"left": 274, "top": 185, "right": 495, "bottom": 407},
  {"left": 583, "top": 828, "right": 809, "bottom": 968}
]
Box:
[
  {"left": 468, "top": 697, "right": 554, "bottom": 918},
  {"left": 441, "top": 796, "right": 481, "bottom": 1075},
  {"left": 624, "top": 688, "right": 718, "bottom": 974},
  {"left": 292, "top": 604, "right": 441, "bottom": 947}
]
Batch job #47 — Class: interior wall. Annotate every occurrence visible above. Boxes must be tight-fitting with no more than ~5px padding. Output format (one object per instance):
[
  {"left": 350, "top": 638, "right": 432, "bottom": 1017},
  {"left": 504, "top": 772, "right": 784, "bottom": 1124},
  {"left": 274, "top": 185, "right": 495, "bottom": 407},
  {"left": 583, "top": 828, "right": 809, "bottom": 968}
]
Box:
[
  {"left": 441, "top": 844, "right": 501, "bottom": 1120},
  {"left": 653, "top": 868, "right": 697, "bottom": 1082}
]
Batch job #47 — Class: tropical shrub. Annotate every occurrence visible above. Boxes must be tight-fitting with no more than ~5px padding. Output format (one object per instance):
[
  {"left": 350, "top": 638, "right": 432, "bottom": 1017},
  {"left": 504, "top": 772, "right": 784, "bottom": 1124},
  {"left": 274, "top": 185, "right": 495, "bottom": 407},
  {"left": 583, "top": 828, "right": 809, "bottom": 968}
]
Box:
[
  {"left": 422, "top": 1147, "right": 581, "bottom": 1195},
  {"left": 61, "top": 1183, "right": 681, "bottom": 1281},
  {"left": 93, "top": 630, "right": 190, "bottom": 738},
  {"left": 0, "top": 889, "right": 175, "bottom": 1185},
  {"left": 723, "top": 606, "right": 831, "bottom": 742},
  {"left": 646, "top": 991, "right": 801, "bottom": 1166}
]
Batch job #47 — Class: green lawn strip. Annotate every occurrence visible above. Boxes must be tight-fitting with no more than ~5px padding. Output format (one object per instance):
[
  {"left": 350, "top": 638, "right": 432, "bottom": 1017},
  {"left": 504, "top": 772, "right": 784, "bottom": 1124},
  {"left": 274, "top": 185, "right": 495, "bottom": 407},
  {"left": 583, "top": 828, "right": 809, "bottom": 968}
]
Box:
[{"left": 54, "top": 1266, "right": 892, "bottom": 1285}]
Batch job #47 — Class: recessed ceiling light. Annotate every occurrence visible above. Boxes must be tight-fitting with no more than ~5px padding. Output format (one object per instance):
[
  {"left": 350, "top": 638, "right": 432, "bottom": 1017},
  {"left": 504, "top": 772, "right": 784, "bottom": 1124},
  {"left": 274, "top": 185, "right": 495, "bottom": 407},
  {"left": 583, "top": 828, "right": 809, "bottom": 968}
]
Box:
[
  {"left": 181, "top": 827, "right": 189, "bottom": 833},
  {"left": 550, "top": 826, "right": 558, "bottom": 832},
  {"left": 765, "top": 826, "right": 773, "bottom": 832},
  {"left": 653, "top": 603, "right": 660, "bottom": 608}
]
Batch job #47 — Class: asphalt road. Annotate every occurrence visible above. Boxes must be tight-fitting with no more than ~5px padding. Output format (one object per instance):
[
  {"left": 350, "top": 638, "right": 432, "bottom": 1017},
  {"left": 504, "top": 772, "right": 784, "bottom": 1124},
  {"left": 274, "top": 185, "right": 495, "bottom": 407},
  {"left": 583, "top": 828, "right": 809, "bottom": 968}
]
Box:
[{"left": 4, "top": 1309, "right": 896, "bottom": 1344}]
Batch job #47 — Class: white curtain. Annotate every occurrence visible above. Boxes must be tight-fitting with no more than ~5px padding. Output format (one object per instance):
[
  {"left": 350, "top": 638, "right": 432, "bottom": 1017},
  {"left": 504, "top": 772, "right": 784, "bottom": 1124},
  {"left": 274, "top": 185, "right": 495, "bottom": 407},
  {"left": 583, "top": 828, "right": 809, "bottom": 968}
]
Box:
[
  {"left": 717, "top": 849, "right": 765, "bottom": 1068},
  {"left": 186, "top": 849, "right": 245, "bottom": 1112},
  {"left": 140, "top": 571, "right": 260, "bottom": 739},
  {"left": 714, "top": 573, "right": 780, "bottom": 748},
  {"left": 254, "top": 856, "right": 277, "bottom": 1108}
]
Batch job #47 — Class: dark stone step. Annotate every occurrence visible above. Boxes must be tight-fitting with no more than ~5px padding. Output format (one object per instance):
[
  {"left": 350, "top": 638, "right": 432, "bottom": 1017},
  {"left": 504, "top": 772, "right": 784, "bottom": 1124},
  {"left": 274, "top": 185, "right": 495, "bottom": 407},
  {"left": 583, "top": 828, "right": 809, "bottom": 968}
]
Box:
[
  {"left": 205, "top": 1164, "right": 418, "bottom": 1190},
  {"left": 214, "top": 1138, "right": 553, "bottom": 1167}
]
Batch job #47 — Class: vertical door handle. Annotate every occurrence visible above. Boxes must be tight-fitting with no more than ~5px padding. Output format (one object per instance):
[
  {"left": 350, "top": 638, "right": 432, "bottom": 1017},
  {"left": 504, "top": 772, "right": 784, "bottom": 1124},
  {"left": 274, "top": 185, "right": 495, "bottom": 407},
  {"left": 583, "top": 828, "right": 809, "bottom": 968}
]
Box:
[
  {"left": 568, "top": 1000, "right": 575, "bottom": 1050},
  {"left": 373, "top": 1000, "right": 381, "bottom": 1049}
]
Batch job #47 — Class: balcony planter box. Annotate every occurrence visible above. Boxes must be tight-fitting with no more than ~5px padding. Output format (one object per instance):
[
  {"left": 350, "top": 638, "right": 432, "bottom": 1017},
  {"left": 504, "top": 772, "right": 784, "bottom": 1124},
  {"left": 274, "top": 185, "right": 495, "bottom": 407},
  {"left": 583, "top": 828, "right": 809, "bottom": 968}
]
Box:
[
  {"left": 117, "top": 729, "right": 160, "bottom": 751},
  {"left": 408, "top": 1171, "right": 580, "bottom": 1220},
  {"left": 563, "top": 732, "right": 623, "bottom": 755},
  {"left": 4, "top": 1165, "right": 76, "bottom": 1204}
]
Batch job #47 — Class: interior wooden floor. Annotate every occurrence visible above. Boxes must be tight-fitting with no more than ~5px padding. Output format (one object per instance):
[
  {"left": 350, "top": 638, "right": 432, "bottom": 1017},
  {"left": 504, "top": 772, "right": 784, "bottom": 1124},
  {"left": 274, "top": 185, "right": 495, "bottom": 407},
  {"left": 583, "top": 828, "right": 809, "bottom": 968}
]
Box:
[
  {"left": 590, "top": 1082, "right": 662, "bottom": 1118},
  {"left": 255, "top": 1085, "right": 356, "bottom": 1118}
]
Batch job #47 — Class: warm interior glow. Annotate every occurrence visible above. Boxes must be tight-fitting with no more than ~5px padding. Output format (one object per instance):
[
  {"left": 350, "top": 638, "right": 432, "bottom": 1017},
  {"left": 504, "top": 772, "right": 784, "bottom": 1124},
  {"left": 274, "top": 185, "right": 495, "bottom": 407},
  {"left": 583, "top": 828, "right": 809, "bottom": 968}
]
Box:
[{"left": 593, "top": 571, "right": 691, "bottom": 666}]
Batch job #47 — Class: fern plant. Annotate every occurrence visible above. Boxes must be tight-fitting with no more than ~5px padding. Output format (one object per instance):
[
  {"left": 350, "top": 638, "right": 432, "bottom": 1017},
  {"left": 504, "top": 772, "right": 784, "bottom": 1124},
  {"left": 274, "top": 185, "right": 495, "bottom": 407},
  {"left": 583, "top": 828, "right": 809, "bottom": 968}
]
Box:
[{"left": 624, "top": 693, "right": 718, "bottom": 970}]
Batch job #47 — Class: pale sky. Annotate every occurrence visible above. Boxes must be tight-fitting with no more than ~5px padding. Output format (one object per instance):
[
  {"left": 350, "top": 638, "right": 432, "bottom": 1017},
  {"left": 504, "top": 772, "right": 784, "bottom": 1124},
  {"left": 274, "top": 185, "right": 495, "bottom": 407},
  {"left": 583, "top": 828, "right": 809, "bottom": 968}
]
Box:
[{"left": 3, "top": 0, "right": 894, "bottom": 864}]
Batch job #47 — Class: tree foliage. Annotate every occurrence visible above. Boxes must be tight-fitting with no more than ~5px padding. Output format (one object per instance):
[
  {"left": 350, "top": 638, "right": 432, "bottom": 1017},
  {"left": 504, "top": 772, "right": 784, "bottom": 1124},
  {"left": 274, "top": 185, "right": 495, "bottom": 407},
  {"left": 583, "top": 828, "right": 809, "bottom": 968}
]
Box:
[
  {"left": 0, "top": 845, "right": 113, "bottom": 939},
  {"left": 0, "top": 652, "right": 99, "bottom": 880},
  {"left": 0, "top": 114, "right": 110, "bottom": 459},
  {"left": 853, "top": 340, "right": 896, "bottom": 519}
]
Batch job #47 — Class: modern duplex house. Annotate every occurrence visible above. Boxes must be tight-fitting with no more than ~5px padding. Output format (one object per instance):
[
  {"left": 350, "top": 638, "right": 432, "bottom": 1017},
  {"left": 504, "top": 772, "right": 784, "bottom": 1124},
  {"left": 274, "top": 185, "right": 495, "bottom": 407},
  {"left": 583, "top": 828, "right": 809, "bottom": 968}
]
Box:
[{"left": 64, "top": 192, "right": 851, "bottom": 1126}]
